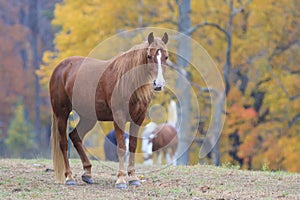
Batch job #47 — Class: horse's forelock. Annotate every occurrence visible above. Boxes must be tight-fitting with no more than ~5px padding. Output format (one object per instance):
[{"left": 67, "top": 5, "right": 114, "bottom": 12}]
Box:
[{"left": 147, "top": 39, "right": 167, "bottom": 55}]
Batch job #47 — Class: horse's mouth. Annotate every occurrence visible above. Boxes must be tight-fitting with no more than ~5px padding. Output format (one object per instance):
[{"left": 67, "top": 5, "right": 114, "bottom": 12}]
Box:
[{"left": 153, "top": 86, "right": 162, "bottom": 91}]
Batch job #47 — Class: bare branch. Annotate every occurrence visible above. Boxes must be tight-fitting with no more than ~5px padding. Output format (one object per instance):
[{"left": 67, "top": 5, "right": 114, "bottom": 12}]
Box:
[
  {"left": 224, "top": 0, "right": 233, "bottom": 9},
  {"left": 191, "top": 82, "right": 218, "bottom": 96},
  {"left": 265, "top": 61, "right": 290, "bottom": 100},
  {"left": 231, "top": 0, "right": 252, "bottom": 17},
  {"left": 234, "top": 51, "right": 265, "bottom": 69},
  {"left": 289, "top": 114, "right": 300, "bottom": 128},
  {"left": 268, "top": 39, "right": 299, "bottom": 61},
  {"left": 167, "top": 0, "right": 175, "bottom": 12},
  {"left": 166, "top": 59, "right": 218, "bottom": 96},
  {"left": 189, "top": 0, "right": 252, "bottom": 35},
  {"left": 265, "top": 39, "right": 300, "bottom": 101},
  {"left": 291, "top": 69, "right": 300, "bottom": 74},
  {"left": 187, "top": 22, "right": 206, "bottom": 34},
  {"left": 290, "top": 94, "right": 300, "bottom": 101},
  {"left": 187, "top": 21, "right": 229, "bottom": 39},
  {"left": 166, "top": 59, "right": 187, "bottom": 77}
]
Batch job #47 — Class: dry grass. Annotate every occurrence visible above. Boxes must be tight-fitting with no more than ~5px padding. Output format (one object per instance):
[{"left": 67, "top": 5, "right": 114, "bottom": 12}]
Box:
[{"left": 0, "top": 159, "right": 299, "bottom": 199}]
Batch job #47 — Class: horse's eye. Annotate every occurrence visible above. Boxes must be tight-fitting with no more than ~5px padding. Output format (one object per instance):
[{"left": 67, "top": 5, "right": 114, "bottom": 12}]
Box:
[
  {"left": 165, "top": 56, "right": 168, "bottom": 60},
  {"left": 147, "top": 55, "right": 152, "bottom": 59}
]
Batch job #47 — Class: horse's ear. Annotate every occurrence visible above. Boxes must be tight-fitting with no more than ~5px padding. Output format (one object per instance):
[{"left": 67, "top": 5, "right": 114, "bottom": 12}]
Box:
[
  {"left": 162, "top": 32, "right": 168, "bottom": 44},
  {"left": 148, "top": 32, "right": 154, "bottom": 45}
]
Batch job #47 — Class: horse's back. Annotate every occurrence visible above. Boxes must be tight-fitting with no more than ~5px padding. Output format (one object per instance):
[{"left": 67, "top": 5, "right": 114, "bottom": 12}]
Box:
[
  {"left": 50, "top": 56, "right": 86, "bottom": 95},
  {"left": 162, "top": 124, "right": 178, "bottom": 145},
  {"left": 153, "top": 124, "right": 178, "bottom": 150},
  {"left": 50, "top": 56, "right": 107, "bottom": 91},
  {"left": 50, "top": 56, "right": 110, "bottom": 117}
]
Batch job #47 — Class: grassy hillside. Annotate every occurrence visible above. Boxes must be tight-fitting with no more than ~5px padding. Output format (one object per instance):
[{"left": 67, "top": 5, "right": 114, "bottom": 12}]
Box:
[{"left": 0, "top": 159, "right": 299, "bottom": 199}]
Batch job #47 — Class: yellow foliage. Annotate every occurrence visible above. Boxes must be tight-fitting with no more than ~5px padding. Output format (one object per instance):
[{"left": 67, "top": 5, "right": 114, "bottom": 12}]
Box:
[{"left": 38, "top": 0, "right": 300, "bottom": 171}]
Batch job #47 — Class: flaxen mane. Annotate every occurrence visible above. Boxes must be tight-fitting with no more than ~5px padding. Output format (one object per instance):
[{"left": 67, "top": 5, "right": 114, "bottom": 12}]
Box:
[{"left": 110, "top": 39, "right": 167, "bottom": 102}]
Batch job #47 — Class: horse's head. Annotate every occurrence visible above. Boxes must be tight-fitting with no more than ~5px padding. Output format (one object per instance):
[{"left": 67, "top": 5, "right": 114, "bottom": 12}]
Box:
[{"left": 146, "top": 32, "right": 168, "bottom": 91}]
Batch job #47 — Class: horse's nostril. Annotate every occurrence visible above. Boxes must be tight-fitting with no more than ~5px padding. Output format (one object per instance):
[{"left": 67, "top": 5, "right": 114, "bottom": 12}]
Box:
[{"left": 153, "top": 80, "right": 157, "bottom": 87}]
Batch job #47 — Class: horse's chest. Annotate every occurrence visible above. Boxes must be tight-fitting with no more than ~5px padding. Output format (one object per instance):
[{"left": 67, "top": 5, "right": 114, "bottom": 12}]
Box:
[{"left": 128, "top": 101, "right": 148, "bottom": 121}]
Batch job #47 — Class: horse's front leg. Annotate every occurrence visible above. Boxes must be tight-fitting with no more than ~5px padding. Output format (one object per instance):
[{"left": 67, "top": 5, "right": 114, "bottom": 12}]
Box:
[
  {"left": 114, "top": 120, "right": 127, "bottom": 189},
  {"left": 127, "top": 122, "right": 141, "bottom": 187}
]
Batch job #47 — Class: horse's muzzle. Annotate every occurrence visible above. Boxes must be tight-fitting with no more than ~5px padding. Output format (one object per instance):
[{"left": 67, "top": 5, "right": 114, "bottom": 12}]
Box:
[{"left": 153, "top": 80, "right": 165, "bottom": 91}]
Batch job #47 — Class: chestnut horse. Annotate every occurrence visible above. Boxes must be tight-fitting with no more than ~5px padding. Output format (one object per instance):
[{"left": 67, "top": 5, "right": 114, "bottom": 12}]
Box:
[
  {"left": 142, "top": 123, "right": 178, "bottom": 165},
  {"left": 49, "top": 32, "right": 168, "bottom": 189},
  {"left": 142, "top": 100, "right": 178, "bottom": 165}
]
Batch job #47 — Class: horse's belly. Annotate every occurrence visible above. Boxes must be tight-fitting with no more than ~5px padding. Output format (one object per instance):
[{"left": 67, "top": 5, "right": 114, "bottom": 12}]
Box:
[
  {"left": 71, "top": 59, "right": 107, "bottom": 120},
  {"left": 95, "top": 102, "right": 114, "bottom": 121}
]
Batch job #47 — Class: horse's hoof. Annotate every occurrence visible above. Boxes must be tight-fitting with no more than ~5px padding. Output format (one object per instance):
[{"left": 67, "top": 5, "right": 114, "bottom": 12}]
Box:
[
  {"left": 82, "top": 176, "right": 94, "bottom": 184},
  {"left": 115, "top": 183, "right": 127, "bottom": 189},
  {"left": 65, "top": 180, "right": 76, "bottom": 186},
  {"left": 128, "top": 180, "right": 141, "bottom": 187}
]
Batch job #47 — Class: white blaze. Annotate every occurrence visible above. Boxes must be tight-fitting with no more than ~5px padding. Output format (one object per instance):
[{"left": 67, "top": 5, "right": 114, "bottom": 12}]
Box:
[{"left": 155, "top": 50, "right": 165, "bottom": 87}]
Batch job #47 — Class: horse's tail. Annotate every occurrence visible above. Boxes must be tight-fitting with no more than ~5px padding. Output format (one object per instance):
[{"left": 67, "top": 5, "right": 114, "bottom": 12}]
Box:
[{"left": 51, "top": 113, "right": 65, "bottom": 183}]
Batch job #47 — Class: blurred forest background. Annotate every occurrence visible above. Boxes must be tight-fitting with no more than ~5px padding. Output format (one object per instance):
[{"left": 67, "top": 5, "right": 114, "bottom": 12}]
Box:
[{"left": 0, "top": 0, "right": 299, "bottom": 172}]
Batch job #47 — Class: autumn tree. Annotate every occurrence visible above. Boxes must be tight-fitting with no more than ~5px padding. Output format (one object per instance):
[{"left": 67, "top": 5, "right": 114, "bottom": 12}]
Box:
[
  {"left": 192, "top": 0, "right": 300, "bottom": 171},
  {"left": 38, "top": 0, "right": 300, "bottom": 172},
  {"left": 0, "top": 0, "right": 61, "bottom": 156},
  {"left": 5, "top": 101, "right": 36, "bottom": 158}
]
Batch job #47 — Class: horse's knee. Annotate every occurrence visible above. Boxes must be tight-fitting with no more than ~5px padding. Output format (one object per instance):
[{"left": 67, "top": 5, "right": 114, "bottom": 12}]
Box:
[
  {"left": 59, "top": 141, "right": 68, "bottom": 152},
  {"left": 117, "top": 145, "right": 126, "bottom": 157},
  {"left": 128, "top": 134, "right": 137, "bottom": 150},
  {"left": 69, "top": 131, "right": 82, "bottom": 144}
]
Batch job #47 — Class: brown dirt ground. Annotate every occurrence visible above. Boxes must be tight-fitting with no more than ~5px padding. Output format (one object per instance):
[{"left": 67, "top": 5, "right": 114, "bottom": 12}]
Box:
[{"left": 0, "top": 159, "right": 299, "bottom": 199}]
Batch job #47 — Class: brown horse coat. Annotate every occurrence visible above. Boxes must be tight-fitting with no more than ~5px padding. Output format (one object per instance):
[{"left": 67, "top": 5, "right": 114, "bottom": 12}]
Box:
[
  {"left": 49, "top": 32, "right": 168, "bottom": 188},
  {"left": 145, "top": 123, "right": 178, "bottom": 165}
]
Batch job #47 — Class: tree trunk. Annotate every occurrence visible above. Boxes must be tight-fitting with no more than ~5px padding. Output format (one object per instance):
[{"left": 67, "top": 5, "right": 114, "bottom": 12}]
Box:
[
  {"left": 19, "top": 5, "right": 31, "bottom": 124},
  {"left": 28, "top": 0, "right": 41, "bottom": 146},
  {"left": 210, "top": 91, "right": 225, "bottom": 166},
  {"left": 176, "top": 0, "right": 192, "bottom": 165},
  {"left": 138, "top": 0, "right": 143, "bottom": 27}
]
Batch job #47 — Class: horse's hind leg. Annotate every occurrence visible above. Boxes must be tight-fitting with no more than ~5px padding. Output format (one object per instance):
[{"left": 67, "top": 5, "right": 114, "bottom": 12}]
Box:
[
  {"left": 171, "top": 144, "right": 177, "bottom": 165},
  {"left": 157, "top": 151, "right": 162, "bottom": 165},
  {"left": 165, "top": 150, "right": 172, "bottom": 164},
  {"left": 56, "top": 115, "right": 76, "bottom": 185},
  {"left": 69, "top": 117, "right": 95, "bottom": 184}
]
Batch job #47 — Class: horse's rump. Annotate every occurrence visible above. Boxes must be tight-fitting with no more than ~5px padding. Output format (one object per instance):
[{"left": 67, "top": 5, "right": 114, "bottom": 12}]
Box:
[{"left": 152, "top": 124, "right": 178, "bottom": 152}]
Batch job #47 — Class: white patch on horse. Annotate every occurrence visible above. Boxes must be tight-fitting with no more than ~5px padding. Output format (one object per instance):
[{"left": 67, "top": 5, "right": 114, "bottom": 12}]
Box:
[
  {"left": 155, "top": 50, "right": 165, "bottom": 88},
  {"left": 167, "top": 100, "right": 178, "bottom": 128},
  {"left": 141, "top": 122, "right": 157, "bottom": 165},
  {"left": 125, "top": 137, "right": 129, "bottom": 163}
]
